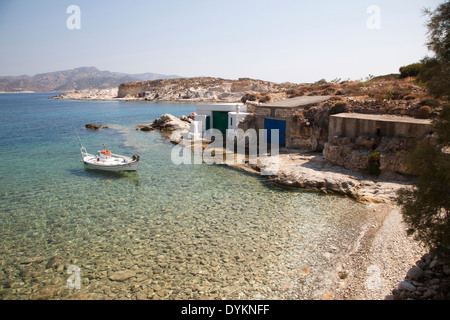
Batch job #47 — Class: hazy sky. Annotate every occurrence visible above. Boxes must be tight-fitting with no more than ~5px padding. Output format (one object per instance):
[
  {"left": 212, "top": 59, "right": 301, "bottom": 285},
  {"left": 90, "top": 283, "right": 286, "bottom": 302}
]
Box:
[{"left": 0, "top": 0, "right": 442, "bottom": 83}]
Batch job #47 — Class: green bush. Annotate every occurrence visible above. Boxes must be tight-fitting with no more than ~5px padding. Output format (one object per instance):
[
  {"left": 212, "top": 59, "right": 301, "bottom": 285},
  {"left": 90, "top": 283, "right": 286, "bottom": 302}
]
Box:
[
  {"left": 386, "top": 89, "right": 396, "bottom": 100},
  {"left": 399, "top": 63, "right": 423, "bottom": 78},
  {"left": 359, "top": 82, "right": 368, "bottom": 88},
  {"left": 369, "top": 74, "right": 400, "bottom": 81},
  {"left": 396, "top": 2, "right": 450, "bottom": 258},
  {"left": 385, "top": 88, "right": 407, "bottom": 100},
  {"left": 315, "top": 79, "right": 327, "bottom": 85},
  {"left": 368, "top": 151, "right": 381, "bottom": 177}
]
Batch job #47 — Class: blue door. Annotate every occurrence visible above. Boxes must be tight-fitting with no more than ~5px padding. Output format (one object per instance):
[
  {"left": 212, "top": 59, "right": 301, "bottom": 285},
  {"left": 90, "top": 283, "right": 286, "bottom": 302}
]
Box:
[{"left": 264, "top": 119, "right": 286, "bottom": 147}]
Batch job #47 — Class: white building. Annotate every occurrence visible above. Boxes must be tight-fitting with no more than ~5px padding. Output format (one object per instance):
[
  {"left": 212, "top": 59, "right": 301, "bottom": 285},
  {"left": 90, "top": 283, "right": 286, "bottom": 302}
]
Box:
[{"left": 188, "top": 103, "right": 250, "bottom": 139}]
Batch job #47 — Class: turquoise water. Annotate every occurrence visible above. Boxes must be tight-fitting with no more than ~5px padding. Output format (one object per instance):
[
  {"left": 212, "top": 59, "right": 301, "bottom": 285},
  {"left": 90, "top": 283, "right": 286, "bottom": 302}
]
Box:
[{"left": 0, "top": 93, "right": 369, "bottom": 300}]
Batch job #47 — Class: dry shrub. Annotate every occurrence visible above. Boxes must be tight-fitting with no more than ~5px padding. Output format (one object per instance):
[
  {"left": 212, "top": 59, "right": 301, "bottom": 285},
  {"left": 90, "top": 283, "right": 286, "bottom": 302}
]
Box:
[
  {"left": 329, "top": 101, "right": 349, "bottom": 115},
  {"left": 241, "top": 93, "right": 261, "bottom": 103},
  {"left": 417, "top": 105, "right": 432, "bottom": 118},
  {"left": 286, "top": 88, "right": 304, "bottom": 98},
  {"left": 258, "top": 95, "right": 272, "bottom": 103},
  {"left": 419, "top": 98, "right": 441, "bottom": 109}
]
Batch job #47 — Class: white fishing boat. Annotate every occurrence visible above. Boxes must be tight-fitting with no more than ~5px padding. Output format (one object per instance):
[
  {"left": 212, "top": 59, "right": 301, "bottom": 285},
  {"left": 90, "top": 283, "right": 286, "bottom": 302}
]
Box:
[{"left": 80, "top": 144, "right": 140, "bottom": 172}]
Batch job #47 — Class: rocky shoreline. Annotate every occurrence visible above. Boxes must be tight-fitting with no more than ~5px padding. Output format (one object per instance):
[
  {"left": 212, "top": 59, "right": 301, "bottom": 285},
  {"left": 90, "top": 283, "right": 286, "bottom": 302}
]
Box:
[
  {"left": 230, "top": 156, "right": 450, "bottom": 300},
  {"left": 51, "top": 88, "right": 119, "bottom": 101},
  {"left": 134, "top": 112, "right": 415, "bottom": 204},
  {"left": 131, "top": 112, "right": 450, "bottom": 300},
  {"left": 225, "top": 150, "right": 414, "bottom": 204},
  {"left": 50, "top": 87, "right": 243, "bottom": 103}
]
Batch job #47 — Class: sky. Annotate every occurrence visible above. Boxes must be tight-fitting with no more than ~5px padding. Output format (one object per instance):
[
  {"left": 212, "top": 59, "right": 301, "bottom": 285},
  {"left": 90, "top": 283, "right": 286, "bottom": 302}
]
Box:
[{"left": 0, "top": 0, "right": 443, "bottom": 83}]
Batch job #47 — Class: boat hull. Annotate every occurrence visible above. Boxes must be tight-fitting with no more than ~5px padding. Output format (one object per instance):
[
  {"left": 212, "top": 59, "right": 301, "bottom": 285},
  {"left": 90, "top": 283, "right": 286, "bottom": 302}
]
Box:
[
  {"left": 83, "top": 160, "right": 139, "bottom": 172},
  {"left": 80, "top": 146, "right": 140, "bottom": 172}
]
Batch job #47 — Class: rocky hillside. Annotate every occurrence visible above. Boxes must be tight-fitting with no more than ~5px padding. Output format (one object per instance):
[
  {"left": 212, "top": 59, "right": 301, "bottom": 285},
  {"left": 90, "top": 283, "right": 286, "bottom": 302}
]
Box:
[
  {"left": 292, "top": 75, "right": 439, "bottom": 118},
  {"left": 52, "top": 73, "right": 441, "bottom": 120},
  {"left": 116, "top": 77, "right": 303, "bottom": 102},
  {"left": 0, "top": 67, "right": 181, "bottom": 93},
  {"left": 117, "top": 74, "right": 436, "bottom": 109}
]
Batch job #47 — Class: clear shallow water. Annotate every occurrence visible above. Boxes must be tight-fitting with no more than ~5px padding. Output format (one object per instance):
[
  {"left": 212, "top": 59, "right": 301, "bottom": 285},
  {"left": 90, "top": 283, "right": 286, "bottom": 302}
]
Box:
[{"left": 0, "top": 93, "right": 369, "bottom": 300}]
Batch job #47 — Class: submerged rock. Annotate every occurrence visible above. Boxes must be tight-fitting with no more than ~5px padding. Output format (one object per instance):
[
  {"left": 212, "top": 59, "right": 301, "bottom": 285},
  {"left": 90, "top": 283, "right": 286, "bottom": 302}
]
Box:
[
  {"left": 46, "top": 255, "right": 64, "bottom": 270},
  {"left": 109, "top": 270, "right": 136, "bottom": 282},
  {"left": 85, "top": 123, "right": 108, "bottom": 130},
  {"left": 31, "top": 285, "right": 61, "bottom": 300}
]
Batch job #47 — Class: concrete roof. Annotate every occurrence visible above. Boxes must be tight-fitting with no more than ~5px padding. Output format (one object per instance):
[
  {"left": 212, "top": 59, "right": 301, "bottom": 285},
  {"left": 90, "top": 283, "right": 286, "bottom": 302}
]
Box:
[
  {"left": 260, "top": 95, "right": 332, "bottom": 108},
  {"left": 331, "top": 113, "right": 432, "bottom": 125}
]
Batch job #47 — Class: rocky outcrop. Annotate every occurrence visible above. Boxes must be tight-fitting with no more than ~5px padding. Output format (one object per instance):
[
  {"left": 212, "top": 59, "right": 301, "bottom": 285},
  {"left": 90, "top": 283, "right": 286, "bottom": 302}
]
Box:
[
  {"left": 52, "top": 77, "right": 296, "bottom": 102},
  {"left": 53, "top": 88, "right": 118, "bottom": 100},
  {"left": 230, "top": 152, "right": 414, "bottom": 203},
  {"left": 136, "top": 113, "right": 194, "bottom": 136},
  {"left": 323, "top": 139, "right": 372, "bottom": 172},
  {"left": 85, "top": 123, "right": 109, "bottom": 130},
  {"left": 323, "top": 132, "right": 437, "bottom": 176}
]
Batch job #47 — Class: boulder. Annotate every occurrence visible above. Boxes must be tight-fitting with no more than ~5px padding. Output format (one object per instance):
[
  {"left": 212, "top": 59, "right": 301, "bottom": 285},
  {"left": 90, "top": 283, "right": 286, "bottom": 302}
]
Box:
[
  {"left": 398, "top": 281, "right": 416, "bottom": 292},
  {"left": 188, "top": 112, "right": 197, "bottom": 120},
  {"left": 136, "top": 124, "right": 155, "bottom": 132},
  {"left": 180, "top": 115, "right": 192, "bottom": 123},
  {"left": 137, "top": 114, "right": 191, "bottom": 134},
  {"left": 407, "top": 266, "right": 424, "bottom": 280}
]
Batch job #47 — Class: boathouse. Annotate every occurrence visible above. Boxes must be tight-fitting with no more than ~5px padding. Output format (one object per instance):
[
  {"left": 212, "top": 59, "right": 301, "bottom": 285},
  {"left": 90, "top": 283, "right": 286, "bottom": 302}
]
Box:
[
  {"left": 252, "top": 96, "right": 331, "bottom": 148},
  {"left": 191, "top": 103, "right": 249, "bottom": 136}
]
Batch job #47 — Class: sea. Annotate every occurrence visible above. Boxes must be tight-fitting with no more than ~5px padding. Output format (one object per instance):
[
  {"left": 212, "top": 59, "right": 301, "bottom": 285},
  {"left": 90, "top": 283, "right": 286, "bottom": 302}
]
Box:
[{"left": 0, "top": 93, "right": 369, "bottom": 300}]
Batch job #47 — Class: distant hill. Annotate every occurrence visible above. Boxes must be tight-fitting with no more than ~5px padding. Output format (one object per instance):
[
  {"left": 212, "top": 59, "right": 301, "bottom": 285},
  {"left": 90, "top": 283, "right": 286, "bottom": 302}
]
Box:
[{"left": 0, "top": 67, "right": 182, "bottom": 93}]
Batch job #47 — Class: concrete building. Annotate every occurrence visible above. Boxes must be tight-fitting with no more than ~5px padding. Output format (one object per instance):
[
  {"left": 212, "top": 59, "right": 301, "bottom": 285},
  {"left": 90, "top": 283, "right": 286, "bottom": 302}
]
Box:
[
  {"left": 328, "top": 113, "right": 434, "bottom": 142},
  {"left": 324, "top": 113, "right": 435, "bottom": 174}
]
